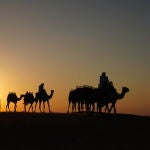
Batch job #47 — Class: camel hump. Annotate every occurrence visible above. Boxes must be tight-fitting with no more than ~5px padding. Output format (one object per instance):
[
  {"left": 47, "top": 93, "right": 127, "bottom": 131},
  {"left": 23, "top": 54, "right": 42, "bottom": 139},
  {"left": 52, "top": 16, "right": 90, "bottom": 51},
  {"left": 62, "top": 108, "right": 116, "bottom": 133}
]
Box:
[
  {"left": 25, "top": 91, "right": 34, "bottom": 97},
  {"left": 37, "top": 89, "right": 48, "bottom": 99},
  {"left": 7, "top": 92, "right": 17, "bottom": 99},
  {"left": 41, "top": 89, "right": 47, "bottom": 96}
]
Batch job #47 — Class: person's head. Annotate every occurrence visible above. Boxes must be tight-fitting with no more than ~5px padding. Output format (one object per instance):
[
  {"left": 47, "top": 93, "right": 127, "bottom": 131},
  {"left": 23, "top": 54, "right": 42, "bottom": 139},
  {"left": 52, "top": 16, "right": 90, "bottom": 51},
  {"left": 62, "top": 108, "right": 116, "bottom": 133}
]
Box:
[
  {"left": 102, "top": 72, "right": 106, "bottom": 76},
  {"left": 39, "top": 83, "right": 44, "bottom": 88}
]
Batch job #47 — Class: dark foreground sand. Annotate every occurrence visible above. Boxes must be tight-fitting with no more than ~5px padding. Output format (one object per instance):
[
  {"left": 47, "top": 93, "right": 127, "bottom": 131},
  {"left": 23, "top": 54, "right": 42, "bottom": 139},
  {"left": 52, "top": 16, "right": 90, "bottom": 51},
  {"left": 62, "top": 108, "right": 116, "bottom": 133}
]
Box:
[{"left": 0, "top": 112, "right": 149, "bottom": 150}]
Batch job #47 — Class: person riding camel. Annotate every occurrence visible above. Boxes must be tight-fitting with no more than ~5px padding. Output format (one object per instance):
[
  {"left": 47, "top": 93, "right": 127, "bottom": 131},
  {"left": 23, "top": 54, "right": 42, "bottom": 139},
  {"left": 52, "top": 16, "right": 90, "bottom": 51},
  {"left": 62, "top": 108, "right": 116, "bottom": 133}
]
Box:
[
  {"left": 98, "top": 72, "right": 116, "bottom": 96},
  {"left": 38, "top": 83, "right": 47, "bottom": 97},
  {"left": 98, "top": 72, "right": 109, "bottom": 90}
]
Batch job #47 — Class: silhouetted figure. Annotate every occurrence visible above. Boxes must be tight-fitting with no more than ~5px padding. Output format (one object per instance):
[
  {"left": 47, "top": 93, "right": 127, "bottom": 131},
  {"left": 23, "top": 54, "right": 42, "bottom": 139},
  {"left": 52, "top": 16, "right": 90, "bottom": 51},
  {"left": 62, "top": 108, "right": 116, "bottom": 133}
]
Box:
[
  {"left": 22, "top": 91, "right": 37, "bottom": 112},
  {"left": 67, "top": 82, "right": 129, "bottom": 115},
  {"left": 98, "top": 72, "right": 109, "bottom": 90},
  {"left": 67, "top": 85, "right": 95, "bottom": 113},
  {"left": 38, "top": 83, "right": 46, "bottom": 94},
  {"left": 35, "top": 83, "right": 54, "bottom": 112},
  {"left": 97, "top": 87, "right": 129, "bottom": 114},
  {"left": 6, "top": 92, "right": 24, "bottom": 112},
  {"left": 108, "top": 81, "right": 116, "bottom": 94},
  {"left": 67, "top": 89, "right": 77, "bottom": 113}
]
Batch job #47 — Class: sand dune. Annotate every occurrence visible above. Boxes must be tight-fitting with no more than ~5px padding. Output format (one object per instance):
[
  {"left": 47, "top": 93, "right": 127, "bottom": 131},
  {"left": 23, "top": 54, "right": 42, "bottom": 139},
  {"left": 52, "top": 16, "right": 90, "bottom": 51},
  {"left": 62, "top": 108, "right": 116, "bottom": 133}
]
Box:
[{"left": 0, "top": 112, "right": 149, "bottom": 150}]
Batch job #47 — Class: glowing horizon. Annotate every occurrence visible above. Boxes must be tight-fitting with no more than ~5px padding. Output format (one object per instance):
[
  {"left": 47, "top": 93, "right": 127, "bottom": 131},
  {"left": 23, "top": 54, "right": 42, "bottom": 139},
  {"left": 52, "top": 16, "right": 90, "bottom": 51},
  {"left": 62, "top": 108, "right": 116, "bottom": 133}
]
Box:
[{"left": 0, "top": 0, "right": 150, "bottom": 116}]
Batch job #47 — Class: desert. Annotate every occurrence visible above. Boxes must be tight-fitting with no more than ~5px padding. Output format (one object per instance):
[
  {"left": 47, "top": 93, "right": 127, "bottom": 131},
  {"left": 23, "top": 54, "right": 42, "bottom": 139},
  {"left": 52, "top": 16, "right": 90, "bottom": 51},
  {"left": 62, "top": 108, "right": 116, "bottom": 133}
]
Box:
[{"left": 0, "top": 112, "right": 149, "bottom": 150}]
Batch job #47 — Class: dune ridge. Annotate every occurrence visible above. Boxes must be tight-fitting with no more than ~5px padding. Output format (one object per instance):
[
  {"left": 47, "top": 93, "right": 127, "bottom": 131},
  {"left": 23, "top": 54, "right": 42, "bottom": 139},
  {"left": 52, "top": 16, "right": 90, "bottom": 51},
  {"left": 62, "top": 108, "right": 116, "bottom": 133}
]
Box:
[{"left": 0, "top": 112, "right": 149, "bottom": 150}]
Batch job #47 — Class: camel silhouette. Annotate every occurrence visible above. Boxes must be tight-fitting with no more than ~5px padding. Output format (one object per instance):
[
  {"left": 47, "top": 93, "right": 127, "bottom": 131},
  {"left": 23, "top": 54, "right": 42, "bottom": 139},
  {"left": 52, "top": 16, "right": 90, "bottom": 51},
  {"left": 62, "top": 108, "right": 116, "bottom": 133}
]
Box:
[
  {"left": 94, "top": 86, "right": 129, "bottom": 114},
  {"left": 104, "top": 87, "right": 129, "bottom": 114},
  {"left": 67, "top": 89, "right": 77, "bottom": 113},
  {"left": 67, "top": 85, "right": 129, "bottom": 114},
  {"left": 35, "top": 90, "right": 54, "bottom": 113},
  {"left": 22, "top": 91, "right": 37, "bottom": 112},
  {"left": 67, "top": 85, "right": 94, "bottom": 113},
  {"left": 6, "top": 92, "right": 24, "bottom": 112}
]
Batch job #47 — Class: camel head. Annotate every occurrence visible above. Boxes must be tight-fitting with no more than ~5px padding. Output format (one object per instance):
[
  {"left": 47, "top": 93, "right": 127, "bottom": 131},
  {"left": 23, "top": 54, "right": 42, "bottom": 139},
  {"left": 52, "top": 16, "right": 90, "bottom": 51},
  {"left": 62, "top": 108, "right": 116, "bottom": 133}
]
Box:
[
  {"left": 51, "top": 90, "right": 54, "bottom": 93},
  {"left": 118, "top": 86, "right": 129, "bottom": 100},
  {"left": 49, "top": 90, "right": 54, "bottom": 98},
  {"left": 122, "top": 87, "right": 129, "bottom": 93}
]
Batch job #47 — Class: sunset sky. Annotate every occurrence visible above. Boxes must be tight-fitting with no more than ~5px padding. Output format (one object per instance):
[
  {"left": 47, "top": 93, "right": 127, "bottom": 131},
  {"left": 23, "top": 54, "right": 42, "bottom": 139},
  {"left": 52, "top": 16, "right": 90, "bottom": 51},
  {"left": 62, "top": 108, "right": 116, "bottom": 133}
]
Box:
[{"left": 0, "top": 0, "right": 150, "bottom": 116}]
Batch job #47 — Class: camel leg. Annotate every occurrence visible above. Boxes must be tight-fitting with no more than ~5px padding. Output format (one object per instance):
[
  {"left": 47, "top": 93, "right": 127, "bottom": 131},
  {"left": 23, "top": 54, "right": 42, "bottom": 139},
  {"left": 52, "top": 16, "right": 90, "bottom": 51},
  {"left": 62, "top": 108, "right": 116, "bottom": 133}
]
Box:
[
  {"left": 32, "top": 105, "right": 34, "bottom": 112},
  {"left": 81, "top": 103, "right": 84, "bottom": 111},
  {"left": 8, "top": 104, "right": 10, "bottom": 112},
  {"left": 24, "top": 104, "right": 26, "bottom": 112},
  {"left": 113, "top": 104, "right": 117, "bottom": 114},
  {"left": 39, "top": 101, "right": 42, "bottom": 112},
  {"left": 47, "top": 100, "right": 51, "bottom": 113},
  {"left": 97, "top": 104, "right": 102, "bottom": 113},
  {"left": 99, "top": 107, "right": 102, "bottom": 113},
  {"left": 6, "top": 102, "right": 9, "bottom": 112},
  {"left": 85, "top": 104, "right": 90, "bottom": 112},
  {"left": 72, "top": 103, "right": 74, "bottom": 113},
  {"left": 74, "top": 103, "right": 76, "bottom": 112},
  {"left": 72, "top": 103, "right": 76, "bottom": 113},
  {"left": 92, "top": 103, "right": 95, "bottom": 112},
  {"left": 96, "top": 102, "right": 99, "bottom": 112},
  {"left": 34, "top": 103, "right": 36, "bottom": 112},
  {"left": 105, "top": 104, "right": 110, "bottom": 113},
  {"left": 31, "top": 105, "right": 33, "bottom": 112},
  {"left": 34, "top": 101, "right": 38, "bottom": 112},
  {"left": 43, "top": 102, "right": 45, "bottom": 113},
  {"left": 6, "top": 105, "right": 8, "bottom": 112},
  {"left": 29, "top": 104, "right": 34, "bottom": 112},
  {"left": 28, "top": 105, "right": 30, "bottom": 112},
  {"left": 28, "top": 104, "right": 32, "bottom": 112},
  {"left": 109, "top": 103, "right": 117, "bottom": 114},
  {"left": 97, "top": 103, "right": 101, "bottom": 113},
  {"left": 89, "top": 104, "right": 91, "bottom": 111},
  {"left": 67, "top": 101, "right": 71, "bottom": 113},
  {"left": 78, "top": 102, "right": 80, "bottom": 112},
  {"left": 14, "top": 103, "right": 17, "bottom": 112},
  {"left": 109, "top": 104, "right": 113, "bottom": 113}
]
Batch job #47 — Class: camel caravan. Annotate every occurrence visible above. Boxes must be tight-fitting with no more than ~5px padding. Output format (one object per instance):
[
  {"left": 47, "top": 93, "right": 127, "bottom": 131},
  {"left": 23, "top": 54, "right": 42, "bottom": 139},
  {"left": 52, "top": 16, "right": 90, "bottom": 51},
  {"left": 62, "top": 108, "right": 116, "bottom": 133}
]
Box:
[
  {"left": 67, "top": 72, "right": 129, "bottom": 114},
  {"left": 5, "top": 72, "right": 129, "bottom": 114},
  {"left": 6, "top": 83, "right": 54, "bottom": 113}
]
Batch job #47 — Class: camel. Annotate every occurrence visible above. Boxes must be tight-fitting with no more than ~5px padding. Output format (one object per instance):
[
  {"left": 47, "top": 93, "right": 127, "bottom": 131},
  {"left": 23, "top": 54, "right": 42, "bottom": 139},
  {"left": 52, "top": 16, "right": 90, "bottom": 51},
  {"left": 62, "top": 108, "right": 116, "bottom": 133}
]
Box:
[
  {"left": 67, "top": 89, "right": 77, "bottom": 113},
  {"left": 97, "top": 86, "right": 129, "bottom": 114},
  {"left": 6, "top": 92, "right": 24, "bottom": 112},
  {"left": 67, "top": 85, "right": 95, "bottom": 113},
  {"left": 22, "top": 91, "right": 37, "bottom": 112},
  {"left": 35, "top": 90, "right": 54, "bottom": 113},
  {"left": 67, "top": 83, "right": 129, "bottom": 115}
]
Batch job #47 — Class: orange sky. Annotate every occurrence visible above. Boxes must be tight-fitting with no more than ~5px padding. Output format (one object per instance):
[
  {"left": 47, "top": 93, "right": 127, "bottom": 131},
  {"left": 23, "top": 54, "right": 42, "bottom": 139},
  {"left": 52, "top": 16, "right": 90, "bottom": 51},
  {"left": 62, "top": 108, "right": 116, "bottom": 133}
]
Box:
[{"left": 0, "top": 0, "right": 150, "bottom": 116}]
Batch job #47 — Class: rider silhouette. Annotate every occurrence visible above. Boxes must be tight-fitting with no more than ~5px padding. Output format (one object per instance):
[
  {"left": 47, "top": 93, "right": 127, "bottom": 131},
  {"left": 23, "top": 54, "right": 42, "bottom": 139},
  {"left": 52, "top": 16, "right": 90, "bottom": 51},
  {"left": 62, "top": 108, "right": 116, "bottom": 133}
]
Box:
[
  {"left": 98, "top": 72, "right": 109, "bottom": 89},
  {"left": 38, "top": 83, "right": 47, "bottom": 96},
  {"left": 39, "top": 83, "right": 44, "bottom": 92},
  {"left": 108, "top": 81, "right": 116, "bottom": 94}
]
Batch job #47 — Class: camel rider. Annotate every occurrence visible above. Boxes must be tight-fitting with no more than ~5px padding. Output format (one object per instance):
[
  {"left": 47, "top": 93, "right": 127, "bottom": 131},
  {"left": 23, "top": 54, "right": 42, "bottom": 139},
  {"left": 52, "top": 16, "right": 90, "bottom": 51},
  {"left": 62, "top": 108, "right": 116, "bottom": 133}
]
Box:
[
  {"left": 38, "top": 83, "right": 47, "bottom": 96},
  {"left": 108, "top": 81, "right": 116, "bottom": 95},
  {"left": 39, "top": 83, "right": 44, "bottom": 91},
  {"left": 98, "top": 72, "right": 109, "bottom": 90}
]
